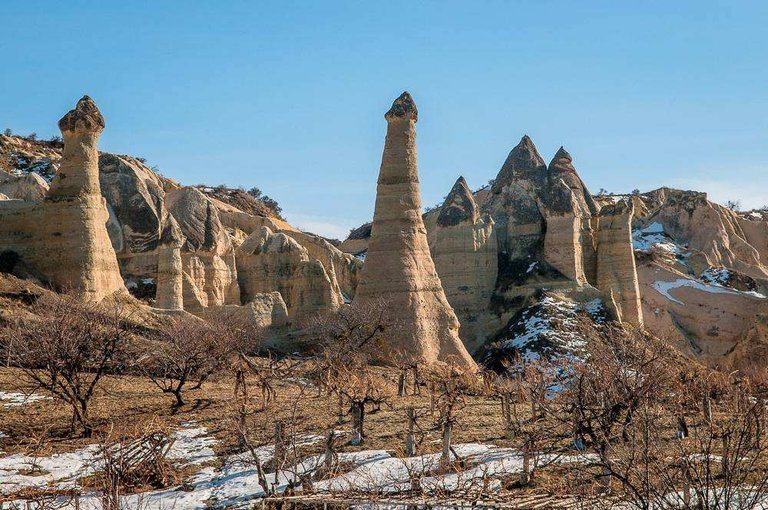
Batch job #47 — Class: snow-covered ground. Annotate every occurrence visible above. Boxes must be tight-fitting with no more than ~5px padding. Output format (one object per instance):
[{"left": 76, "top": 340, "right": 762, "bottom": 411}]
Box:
[
  {"left": 0, "top": 423, "right": 594, "bottom": 509},
  {"left": 653, "top": 278, "right": 766, "bottom": 305},
  {"left": 0, "top": 391, "right": 50, "bottom": 408}
]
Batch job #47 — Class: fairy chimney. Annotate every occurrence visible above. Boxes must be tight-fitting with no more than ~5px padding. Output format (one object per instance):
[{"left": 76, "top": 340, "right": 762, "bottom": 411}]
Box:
[
  {"left": 353, "top": 92, "right": 476, "bottom": 368},
  {"left": 596, "top": 200, "right": 644, "bottom": 327},
  {"left": 39, "top": 96, "right": 125, "bottom": 300},
  {"left": 156, "top": 216, "right": 185, "bottom": 310}
]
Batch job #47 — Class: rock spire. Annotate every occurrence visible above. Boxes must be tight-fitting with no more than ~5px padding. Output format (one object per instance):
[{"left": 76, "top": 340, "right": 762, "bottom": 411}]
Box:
[
  {"left": 354, "top": 93, "right": 475, "bottom": 368},
  {"left": 40, "top": 96, "right": 125, "bottom": 300},
  {"left": 491, "top": 135, "right": 547, "bottom": 193}
]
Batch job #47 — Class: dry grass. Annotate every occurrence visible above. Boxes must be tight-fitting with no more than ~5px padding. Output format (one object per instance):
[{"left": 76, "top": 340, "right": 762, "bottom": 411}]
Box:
[{"left": 0, "top": 364, "right": 508, "bottom": 460}]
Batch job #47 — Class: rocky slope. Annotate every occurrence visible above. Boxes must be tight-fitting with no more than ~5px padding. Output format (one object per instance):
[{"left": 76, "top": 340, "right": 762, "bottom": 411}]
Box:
[
  {"left": 3, "top": 97, "right": 768, "bottom": 370},
  {"left": 0, "top": 119, "right": 361, "bottom": 337},
  {"left": 341, "top": 137, "right": 768, "bottom": 371}
]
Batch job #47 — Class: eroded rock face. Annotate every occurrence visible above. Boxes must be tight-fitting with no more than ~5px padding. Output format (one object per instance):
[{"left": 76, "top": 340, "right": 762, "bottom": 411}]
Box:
[
  {"left": 428, "top": 177, "right": 498, "bottom": 353},
  {"left": 635, "top": 188, "right": 768, "bottom": 279},
  {"left": 236, "top": 226, "right": 342, "bottom": 321},
  {"left": 155, "top": 217, "right": 185, "bottom": 310},
  {"left": 166, "top": 187, "right": 240, "bottom": 311},
  {"left": 0, "top": 96, "right": 125, "bottom": 301},
  {"left": 0, "top": 171, "right": 48, "bottom": 202},
  {"left": 542, "top": 147, "right": 598, "bottom": 284},
  {"left": 596, "top": 200, "right": 643, "bottom": 326},
  {"left": 353, "top": 92, "right": 475, "bottom": 368},
  {"left": 484, "top": 135, "right": 547, "bottom": 261}
]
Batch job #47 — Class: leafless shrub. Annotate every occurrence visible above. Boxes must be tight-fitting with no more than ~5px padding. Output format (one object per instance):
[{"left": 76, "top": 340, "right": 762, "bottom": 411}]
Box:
[
  {"left": 132, "top": 312, "right": 253, "bottom": 407},
  {"left": 94, "top": 420, "right": 176, "bottom": 510},
  {"left": 425, "top": 362, "right": 480, "bottom": 471},
  {"left": 2, "top": 294, "right": 132, "bottom": 437}
]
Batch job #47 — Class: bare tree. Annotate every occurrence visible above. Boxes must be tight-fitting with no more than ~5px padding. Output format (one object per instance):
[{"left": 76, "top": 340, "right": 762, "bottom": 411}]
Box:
[
  {"left": 3, "top": 294, "right": 131, "bottom": 437},
  {"left": 425, "top": 362, "right": 479, "bottom": 471},
  {"left": 133, "top": 313, "right": 252, "bottom": 407}
]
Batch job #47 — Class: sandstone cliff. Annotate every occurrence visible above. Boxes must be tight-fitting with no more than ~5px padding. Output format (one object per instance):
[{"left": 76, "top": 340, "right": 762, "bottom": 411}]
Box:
[{"left": 0, "top": 96, "right": 126, "bottom": 302}]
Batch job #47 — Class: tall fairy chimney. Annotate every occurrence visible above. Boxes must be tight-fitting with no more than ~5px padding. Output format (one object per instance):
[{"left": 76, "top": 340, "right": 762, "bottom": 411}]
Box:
[
  {"left": 353, "top": 92, "right": 476, "bottom": 369},
  {"left": 40, "top": 96, "right": 125, "bottom": 300}
]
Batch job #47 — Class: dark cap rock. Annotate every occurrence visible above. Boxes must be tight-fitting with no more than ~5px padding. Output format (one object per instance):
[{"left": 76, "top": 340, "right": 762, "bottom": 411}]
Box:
[
  {"left": 58, "top": 96, "right": 105, "bottom": 134},
  {"left": 437, "top": 176, "right": 479, "bottom": 226},
  {"left": 492, "top": 135, "right": 547, "bottom": 193},
  {"left": 385, "top": 91, "right": 418, "bottom": 122}
]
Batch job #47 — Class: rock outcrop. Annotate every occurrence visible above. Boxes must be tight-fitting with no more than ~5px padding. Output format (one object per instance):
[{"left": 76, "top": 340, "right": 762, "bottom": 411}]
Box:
[
  {"left": 155, "top": 217, "right": 185, "bottom": 310},
  {"left": 353, "top": 92, "right": 475, "bottom": 368},
  {"left": 596, "top": 200, "right": 643, "bottom": 326},
  {"left": 0, "top": 171, "right": 49, "bottom": 202},
  {"left": 427, "top": 177, "right": 498, "bottom": 353},
  {"left": 165, "top": 187, "right": 240, "bottom": 311},
  {"left": 0, "top": 96, "right": 126, "bottom": 301},
  {"left": 542, "top": 147, "right": 598, "bottom": 284},
  {"left": 236, "top": 226, "right": 342, "bottom": 321}
]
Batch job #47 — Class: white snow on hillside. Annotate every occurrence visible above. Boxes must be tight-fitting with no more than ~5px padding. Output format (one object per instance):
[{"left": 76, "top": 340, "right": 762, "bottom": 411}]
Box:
[
  {"left": 498, "top": 296, "right": 597, "bottom": 362},
  {"left": 652, "top": 278, "right": 766, "bottom": 305},
  {"left": 632, "top": 222, "right": 686, "bottom": 254}
]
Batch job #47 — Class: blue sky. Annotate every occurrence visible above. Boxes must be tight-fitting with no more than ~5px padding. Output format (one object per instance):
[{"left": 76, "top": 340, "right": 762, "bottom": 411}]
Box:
[{"left": 2, "top": 1, "right": 767, "bottom": 238}]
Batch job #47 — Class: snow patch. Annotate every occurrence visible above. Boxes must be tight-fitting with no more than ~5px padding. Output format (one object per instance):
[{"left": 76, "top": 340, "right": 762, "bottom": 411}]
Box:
[
  {"left": 652, "top": 278, "right": 766, "bottom": 305},
  {"left": 0, "top": 391, "right": 50, "bottom": 408}
]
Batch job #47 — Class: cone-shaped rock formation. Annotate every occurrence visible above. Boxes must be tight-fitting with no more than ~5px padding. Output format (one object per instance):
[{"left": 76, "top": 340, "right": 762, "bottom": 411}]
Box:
[
  {"left": 429, "top": 176, "right": 497, "bottom": 353},
  {"left": 354, "top": 92, "right": 475, "bottom": 368}
]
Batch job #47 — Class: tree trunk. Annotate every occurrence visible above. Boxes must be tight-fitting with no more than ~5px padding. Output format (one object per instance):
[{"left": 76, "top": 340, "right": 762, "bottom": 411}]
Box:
[
  {"left": 324, "top": 429, "right": 338, "bottom": 474},
  {"left": 702, "top": 393, "right": 713, "bottom": 425},
  {"left": 337, "top": 394, "right": 345, "bottom": 424},
  {"left": 351, "top": 402, "right": 364, "bottom": 445},
  {"left": 501, "top": 395, "right": 514, "bottom": 439},
  {"left": 405, "top": 407, "right": 417, "bottom": 456},
  {"left": 520, "top": 440, "right": 531, "bottom": 486},
  {"left": 440, "top": 420, "right": 452, "bottom": 471},
  {"left": 274, "top": 420, "right": 286, "bottom": 473},
  {"left": 398, "top": 370, "right": 407, "bottom": 397}
]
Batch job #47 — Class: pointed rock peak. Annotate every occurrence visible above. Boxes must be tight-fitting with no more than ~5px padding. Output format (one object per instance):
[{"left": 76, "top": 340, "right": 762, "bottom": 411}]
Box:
[
  {"left": 438, "top": 175, "right": 479, "bottom": 226},
  {"left": 385, "top": 91, "right": 418, "bottom": 122},
  {"left": 492, "top": 134, "right": 547, "bottom": 192},
  {"left": 548, "top": 146, "right": 576, "bottom": 173},
  {"left": 58, "top": 95, "right": 105, "bottom": 134},
  {"left": 553, "top": 146, "right": 572, "bottom": 162}
]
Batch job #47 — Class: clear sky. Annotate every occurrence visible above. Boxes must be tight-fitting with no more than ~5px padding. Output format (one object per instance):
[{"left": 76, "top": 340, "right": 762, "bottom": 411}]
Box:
[{"left": 2, "top": 1, "right": 767, "bottom": 239}]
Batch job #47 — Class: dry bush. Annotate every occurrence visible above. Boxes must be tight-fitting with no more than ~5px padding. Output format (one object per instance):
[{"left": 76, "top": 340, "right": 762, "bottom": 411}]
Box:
[
  {"left": 89, "top": 419, "right": 179, "bottom": 510},
  {"left": 2, "top": 294, "right": 132, "bottom": 437},
  {"left": 131, "top": 312, "right": 255, "bottom": 408}
]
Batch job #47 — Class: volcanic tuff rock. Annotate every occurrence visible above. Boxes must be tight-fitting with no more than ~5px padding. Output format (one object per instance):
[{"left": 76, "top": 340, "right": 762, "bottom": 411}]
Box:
[
  {"left": 0, "top": 96, "right": 125, "bottom": 301},
  {"left": 1, "top": 127, "right": 357, "bottom": 321},
  {"left": 0, "top": 171, "right": 48, "bottom": 202},
  {"left": 236, "top": 226, "right": 342, "bottom": 321},
  {"left": 596, "top": 200, "right": 643, "bottom": 327},
  {"left": 353, "top": 92, "right": 475, "bottom": 368},
  {"left": 427, "top": 177, "right": 498, "bottom": 353},
  {"left": 155, "top": 216, "right": 185, "bottom": 310},
  {"left": 344, "top": 133, "right": 646, "bottom": 358}
]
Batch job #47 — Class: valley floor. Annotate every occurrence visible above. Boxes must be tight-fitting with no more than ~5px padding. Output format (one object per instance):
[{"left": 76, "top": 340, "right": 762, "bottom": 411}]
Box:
[{"left": 0, "top": 366, "right": 592, "bottom": 509}]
